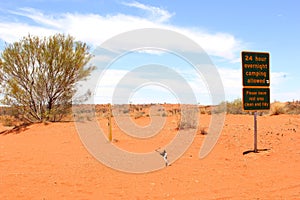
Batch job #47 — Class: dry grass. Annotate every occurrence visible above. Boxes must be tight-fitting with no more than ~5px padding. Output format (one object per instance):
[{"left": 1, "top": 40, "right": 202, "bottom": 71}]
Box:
[
  {"left": 1, "top": 100, "right": 299, "bottom": 128},
  {"left": 0, "top": 115, "right": 19, "bottom": 127},
  {"left": 270, "top": 102, "right": 286, "bottom": 116},
  {"left": 285, "top": 101, "right": 300, "bottom": 114},
  {"left": 134, "top": 111, "right": 145, "bottom": 119}
]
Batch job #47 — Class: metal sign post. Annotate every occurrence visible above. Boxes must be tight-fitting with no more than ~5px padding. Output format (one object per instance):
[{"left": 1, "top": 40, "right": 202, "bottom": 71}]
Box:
[
  {"left": 254, "top": 111, "right": 258, "bottom": 153},
  {"left": 242, "top": 51, "right": 270, "bottom": 155}
]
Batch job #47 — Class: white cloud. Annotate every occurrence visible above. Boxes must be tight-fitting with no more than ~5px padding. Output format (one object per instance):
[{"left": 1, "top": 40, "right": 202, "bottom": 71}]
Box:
[
  {"left": 0, "top": 3, "right": 244, "bottom": 62},
  {"left": 0, "top": 22, "right": 57, "bottom": 43},
  {"left": 136, "top": 48, "right": 166, "bottom": 55},
  {"left": 130, "top": 84, "right": 179, "bottom": 104},
  {"left": 173, "top": 28, "right": 243, "bottom": 61},
  {"left": 218, "top": 67, "right": 242, "bottom": 100},
  {"left": 8, "top": 7, "right": 62, "bottom": 29},
  {"left": 122, "top": 1, "right": 174, "bottom": 23}
]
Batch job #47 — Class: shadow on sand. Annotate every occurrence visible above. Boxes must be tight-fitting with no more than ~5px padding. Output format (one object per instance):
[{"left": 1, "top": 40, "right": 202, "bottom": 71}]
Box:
[{"left": 243, "top": 148, "right": 270, "bottom": 155}]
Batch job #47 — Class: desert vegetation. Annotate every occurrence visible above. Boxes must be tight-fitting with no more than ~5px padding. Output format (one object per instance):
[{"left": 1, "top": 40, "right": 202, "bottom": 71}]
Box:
[
  {"left": 0, "top": 34, "right": 94, "bottom": 123},
  {"left": 215, "top": 98, "right": 300, "bottom": 115},
  {"left": 1, "top": 99, "right": 300, "bottom": 130}
]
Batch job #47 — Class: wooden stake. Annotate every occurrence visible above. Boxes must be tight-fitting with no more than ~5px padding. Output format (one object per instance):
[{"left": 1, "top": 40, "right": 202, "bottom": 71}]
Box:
[{"left": 108, "top": 103, "right": 112, "bottom": 142}]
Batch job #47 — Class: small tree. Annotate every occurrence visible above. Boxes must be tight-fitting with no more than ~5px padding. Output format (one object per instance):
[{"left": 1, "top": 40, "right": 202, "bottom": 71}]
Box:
[{"left": 0, "top": 34, "right": 94, "bottom": 122}]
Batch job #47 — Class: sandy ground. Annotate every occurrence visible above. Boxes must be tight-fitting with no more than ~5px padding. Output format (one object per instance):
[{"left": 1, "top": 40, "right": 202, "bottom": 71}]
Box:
[{"left": 0, "top": 114, "right": 300, "bottom": 199}]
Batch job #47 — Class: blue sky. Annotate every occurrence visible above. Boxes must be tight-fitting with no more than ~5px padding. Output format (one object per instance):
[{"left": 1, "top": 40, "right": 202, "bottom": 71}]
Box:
[{"left": 0, "top": 0, "right": 299, "bottom": 104}]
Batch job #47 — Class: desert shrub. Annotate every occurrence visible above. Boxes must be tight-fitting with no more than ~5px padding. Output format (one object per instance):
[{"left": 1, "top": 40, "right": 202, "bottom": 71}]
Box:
[
  {"left": 270, "top": 102, "right": 286, "bottom": 115},
  {"left": 285, "top": 101, "right": 300, "bottom": 114},
  {"left": 214, "top": 98, "right": 248, "bottom": 114},
  {"left": 226, "top": 98, "right": 246, "bottom": 114},
  {"left": 213, "top": 102, "right": 226, "bottom": 114},
  {"left": 134, "top": 112, "right": 145, "bottom": 119},
  {"left": 178, "top": 106, "right": 198, "bottom": 129},
  {"left": 169, "top": 108, "right": 180, "bottom": 116},
  {"left": 123, "top": 109, "right": 130, "bottom": 114},
  {"left": 199, "top": 107, "right": 207, "bottom": 114},
  {"left": 158, "top": 108, "right": 164, "bottom": 112},
  {"left": 199, "top": 127, "right": 208, "bottom": 135},
  {"left": 74, "top": 115, "right": 85, "bottom": 122},
  {"left": 0, "top": 116, "right": 18, "bottom": 127}
]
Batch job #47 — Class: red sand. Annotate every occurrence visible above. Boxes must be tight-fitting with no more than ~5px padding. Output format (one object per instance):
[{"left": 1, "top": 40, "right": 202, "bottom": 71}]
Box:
[{"left": 1, "top": 114, "right": 300, "bottom": 199}]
